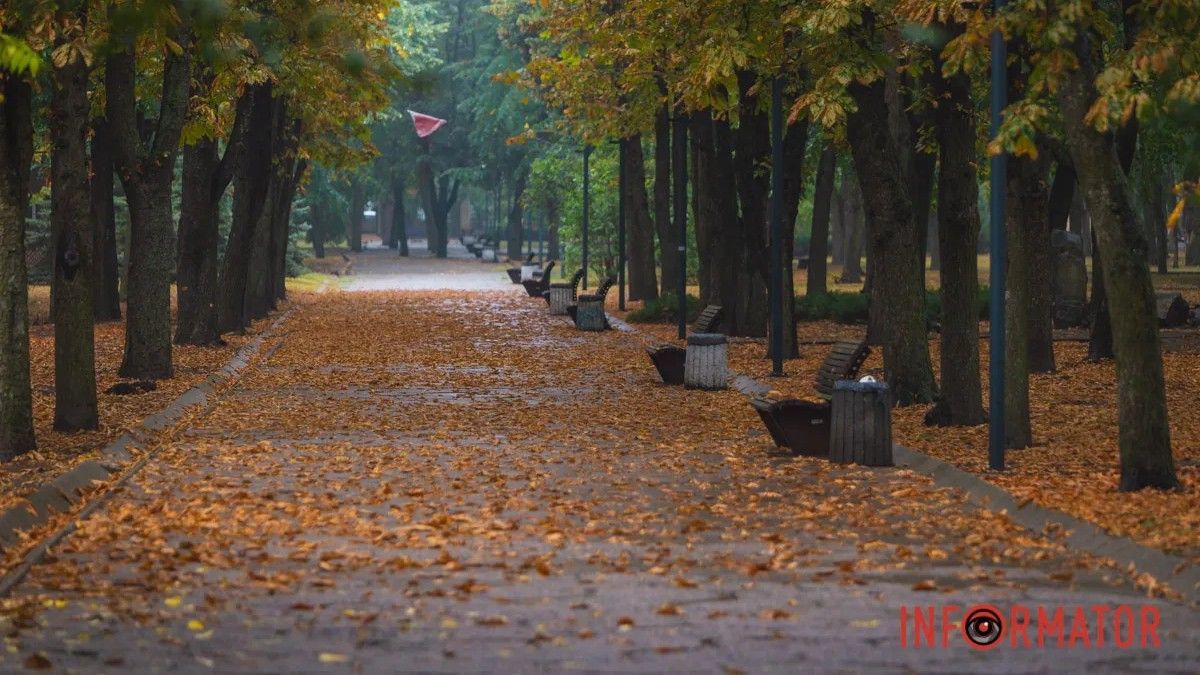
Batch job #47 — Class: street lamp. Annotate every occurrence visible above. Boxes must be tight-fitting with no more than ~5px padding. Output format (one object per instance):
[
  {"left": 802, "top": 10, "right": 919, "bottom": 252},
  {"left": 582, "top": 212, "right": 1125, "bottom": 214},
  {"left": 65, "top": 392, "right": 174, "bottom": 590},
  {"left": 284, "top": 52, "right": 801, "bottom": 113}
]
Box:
[
  {"left": 582, "top": 144, "right": 592, "bottom": 290},
  {"left": 988, "top": 0, "right": 1007, "bottom": 471},
  {"left": 769, "top": 77, "right": 785, "bottom": 377},
  {"left": 614, "top": 139, "right": 627, "bottom": 311}
]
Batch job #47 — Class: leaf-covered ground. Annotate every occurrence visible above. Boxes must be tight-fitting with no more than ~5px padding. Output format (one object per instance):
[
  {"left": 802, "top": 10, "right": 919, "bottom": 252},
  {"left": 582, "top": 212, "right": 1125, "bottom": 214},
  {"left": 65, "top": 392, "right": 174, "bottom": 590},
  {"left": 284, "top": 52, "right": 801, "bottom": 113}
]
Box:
[
  {"left": 2, "top": 250, "right": 1196, "bottom": 671},
  {"left": 0, "top": 278, "right": 333, "bottom": 515},
  {"left": 626, "top": 310, "right": 1200, "bottom": 565}
]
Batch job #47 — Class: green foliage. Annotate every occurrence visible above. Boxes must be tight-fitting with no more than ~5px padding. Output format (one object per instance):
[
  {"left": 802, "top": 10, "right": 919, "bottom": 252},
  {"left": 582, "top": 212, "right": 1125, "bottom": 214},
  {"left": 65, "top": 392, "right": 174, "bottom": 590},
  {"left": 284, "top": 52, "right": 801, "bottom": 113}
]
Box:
[
  {"left": 627, "top": 293, "right": 701, "bottom": 324},
  {"left": 796, "top": 288, "right": 991, "bottom": 325},
  {"left": 0, "top": 33, "right": 40, "bottom": 76}
]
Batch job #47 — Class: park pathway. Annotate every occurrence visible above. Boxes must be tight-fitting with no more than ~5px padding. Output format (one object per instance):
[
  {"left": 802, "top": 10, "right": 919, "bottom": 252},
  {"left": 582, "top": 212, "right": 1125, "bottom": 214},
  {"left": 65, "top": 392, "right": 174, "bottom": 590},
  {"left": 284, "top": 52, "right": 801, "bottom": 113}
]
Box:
[{"left": 2, "top": 249, "right": 1198, "bottom": 673}]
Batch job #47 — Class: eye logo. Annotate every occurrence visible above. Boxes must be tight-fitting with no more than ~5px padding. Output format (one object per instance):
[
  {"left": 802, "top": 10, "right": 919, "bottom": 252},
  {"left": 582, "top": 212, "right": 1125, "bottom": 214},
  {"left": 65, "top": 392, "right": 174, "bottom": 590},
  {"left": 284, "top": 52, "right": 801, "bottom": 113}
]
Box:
[{"left": 963, "top": 605, "right": 1004, "bottom": 649}]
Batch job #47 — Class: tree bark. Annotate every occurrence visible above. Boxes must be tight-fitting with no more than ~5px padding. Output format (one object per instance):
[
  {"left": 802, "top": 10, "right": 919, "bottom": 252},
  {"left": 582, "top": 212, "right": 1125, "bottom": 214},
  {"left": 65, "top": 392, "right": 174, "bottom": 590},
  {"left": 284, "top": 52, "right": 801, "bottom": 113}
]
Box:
[
  {"left": 50, "top": 18, "right": 99, "bottom": 430},
  {"left": 732, "top": 73, "right": 771, "bottom": 338},
  {"left": 108, "top": 32, "right": 189, "bottom": 379},
  {"left": 0, "top": 73, "right": 37, "bottom": 458},
  {"left": 925, "top": 63, "right": 985, "bottom": 426},
  {"left": 89, "top": 117, "right": 121, "bottom": 322},
  {"left": 1004, "top": 154, "right": 1049, "bottom": 448},
  {"left": 779, "top": 117, "right": 810, "bottom": 359},
  {"left": 218, "top": 83, "right": 272, "bottom": 334},
  {"left": 393, "top": 175, "right": 409, "bottom": 256},
  {"left": 107, "top": 18, "right": 190, "bottom": 379},
  {"left": 808, "top": 143, "right": 836, "bottom": 296},
  {"left": 846, "top": 77, "right": 935, "bottom": 405},
  {"left": 1057, "top": 26, "right": 1177, "bottom": 491},
  {"left": 654, "top": 105, "right": 679, "bottom": 297},
  {"left": 839, "top": 174, "right": 865, "bottom": 283},
  {"left": 176, "top": 85, "right": 247, "bottom": 345},
  {"left": 624, "top": 136, "right": 657, "bottom": 302},
  {"left": 506, "top": 165, "right": 528, "bottom": 262}
]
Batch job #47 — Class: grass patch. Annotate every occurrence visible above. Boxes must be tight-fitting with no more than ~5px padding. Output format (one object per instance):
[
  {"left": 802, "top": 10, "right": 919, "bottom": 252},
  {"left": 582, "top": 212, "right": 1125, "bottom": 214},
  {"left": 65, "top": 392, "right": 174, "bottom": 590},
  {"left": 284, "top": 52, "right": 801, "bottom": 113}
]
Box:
[
  {"left": 286, "top": 273, "right": 338, "bottom": 294},
  {"left": 796, "top": 287, "right": 991, "bottom": 325},
  {"left": 627, "top": 293, "right": 702, "bottom": 324}
]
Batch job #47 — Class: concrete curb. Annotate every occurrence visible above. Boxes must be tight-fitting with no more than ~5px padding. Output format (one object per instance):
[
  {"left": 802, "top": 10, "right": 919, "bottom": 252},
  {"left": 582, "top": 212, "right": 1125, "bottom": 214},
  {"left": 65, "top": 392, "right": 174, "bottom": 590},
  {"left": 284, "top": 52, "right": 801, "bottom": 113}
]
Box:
[
  {"left": 0, "top": 308, "right": 295, "bottom": 595},
  {"left": 607, "top": 314, "right": 1200, "bottom": 605}
]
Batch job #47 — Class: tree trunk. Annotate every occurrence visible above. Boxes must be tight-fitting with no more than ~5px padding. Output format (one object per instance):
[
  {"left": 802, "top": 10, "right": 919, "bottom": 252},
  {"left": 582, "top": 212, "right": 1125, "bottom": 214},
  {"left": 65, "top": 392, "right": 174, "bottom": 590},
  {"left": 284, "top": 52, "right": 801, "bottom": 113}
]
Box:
[
  {"left": 107, "top": 28, "right": 190, "bottom": 380},
  {"left": 808, "top": 143, "right": 836, "bottom": 296},
  {"left": 0, "top": 73, "right": 37, "bottom": 458},
  {"left": 732, "top": 73, "right": 770, "bottom": 338},
  {"left": 779, "top": 117, "right": 810, "bottom": 359},
  {"left": 830, "top": 173, "right": 845, "bottom": 267},
  {"left": 1058, "top": 28, "right": 1177, "bottom": 491},
  {"left": 691, "top": 113, "right": 718, "bottom": 306},
  {"left": 50, "top": 27, "right": 99, "bottom": 430},
  {"left": 1004, "top": 154, "right": 1049, "bottom": 449},
  {"left": 846, "top": 77, "right": 935, "bottom": 405},
  {"left": 348, "top": 179, "right": 364, "bottom": 253},
  {"left": 547, "top": 200, "right": 561, "bottom": 264},
  {"left": 218, "top": 83, "right": 272, "bottom": 334},
  {"left": 654, "top": 105, "right": 679, "bottom": 297},
  {"left": 89, "top": 117, "right": 122, "bottom": 322},
  {"left": 506, "top": 165, "right": 528, "bottom": 261},
  {"left": 176, "top": 138, "right": 223, "bottom": 345},
  {"left": 624, "top": 136, "right": 657, "bottom": 302},
  {"left": 925, "top": 64, "right": 985, "bottom": 427},
  {"left": 839, "top": 174, "right": 865, "bottom": 283},
  {"left": 393, "top": 175, "right": 409, "bottom": 256}
]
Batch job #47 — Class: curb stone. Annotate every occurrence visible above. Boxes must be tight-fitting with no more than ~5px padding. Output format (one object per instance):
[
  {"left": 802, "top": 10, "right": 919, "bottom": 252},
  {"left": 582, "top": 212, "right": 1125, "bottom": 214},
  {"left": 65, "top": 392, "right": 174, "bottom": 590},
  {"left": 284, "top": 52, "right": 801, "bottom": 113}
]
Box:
[
  {"left": 606, "top": 312, "right": 1200, "bottom": 605},
  {"left": 0, "top": 308, "right": 295, "bottom": 585}
]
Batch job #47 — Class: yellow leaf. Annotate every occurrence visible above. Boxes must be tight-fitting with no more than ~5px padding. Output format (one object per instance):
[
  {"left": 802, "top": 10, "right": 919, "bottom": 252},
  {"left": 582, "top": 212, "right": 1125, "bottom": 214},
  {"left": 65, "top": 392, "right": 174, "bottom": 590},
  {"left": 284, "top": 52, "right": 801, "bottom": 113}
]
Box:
[
  {"left": 164, "top": 596, "right": 182, "bottom": 608},
  {"left": 187, "top": 619, "right": 205, "bottom": 631},
  {"left": 319, "top": 653, "right": 349, "bottom": 663}
]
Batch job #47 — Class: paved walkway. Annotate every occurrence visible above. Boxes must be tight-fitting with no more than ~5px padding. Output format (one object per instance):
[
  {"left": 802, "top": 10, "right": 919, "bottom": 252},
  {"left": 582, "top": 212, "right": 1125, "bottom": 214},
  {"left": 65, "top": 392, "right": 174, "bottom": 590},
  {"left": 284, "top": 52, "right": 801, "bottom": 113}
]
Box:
[{"left": 1, "top": 251, "right": 1197, "bottom": 673}]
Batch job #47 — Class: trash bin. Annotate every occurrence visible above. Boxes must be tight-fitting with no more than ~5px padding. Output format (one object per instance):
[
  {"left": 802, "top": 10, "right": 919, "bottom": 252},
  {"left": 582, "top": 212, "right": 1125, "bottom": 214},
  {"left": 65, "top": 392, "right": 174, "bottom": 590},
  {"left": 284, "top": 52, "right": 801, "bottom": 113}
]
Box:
[
  {"left": 684, "top": 333, "right": 728, "bottom": 390},
  {"left": 829, "top": 379, "right": 892, "bottom": 466}
]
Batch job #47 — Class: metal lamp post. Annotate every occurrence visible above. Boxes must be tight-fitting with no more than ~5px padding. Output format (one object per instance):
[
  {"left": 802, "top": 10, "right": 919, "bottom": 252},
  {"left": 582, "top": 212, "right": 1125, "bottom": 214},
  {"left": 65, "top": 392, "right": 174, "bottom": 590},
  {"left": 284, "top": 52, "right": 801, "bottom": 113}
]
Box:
[
  {"left": 769, "top": 77, "right": 785, "bottom": 377},
  {"left": 988, "top": 0, "right": 1007, "bottom": 471},
  {"left": 582, "top": 144, "right": 592, "bottom": 290},
  {"left": 673, "top": 117, "right": 688, "bottom": 340},
  {"left": 616, "top": 139, "right": 627, "bottom": 311}
]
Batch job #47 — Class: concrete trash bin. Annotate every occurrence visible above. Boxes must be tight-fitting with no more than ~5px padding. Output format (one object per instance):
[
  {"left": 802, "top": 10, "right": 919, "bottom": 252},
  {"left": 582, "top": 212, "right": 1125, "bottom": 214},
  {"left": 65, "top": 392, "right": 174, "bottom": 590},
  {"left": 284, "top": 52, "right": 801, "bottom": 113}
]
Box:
[{"left": 684, "top": 333, "right": 728, "bottom": 390}]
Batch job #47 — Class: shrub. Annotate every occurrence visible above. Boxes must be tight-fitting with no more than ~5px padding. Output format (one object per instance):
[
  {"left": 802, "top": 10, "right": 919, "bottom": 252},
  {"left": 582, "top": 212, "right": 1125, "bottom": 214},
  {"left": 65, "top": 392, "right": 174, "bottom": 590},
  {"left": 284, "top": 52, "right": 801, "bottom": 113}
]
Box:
[
  {"left": 627, "top": 293, "right": 701, "bottom": 324},
  {"left": 796, "top": 287, "right": 991, "bottom": 325}
]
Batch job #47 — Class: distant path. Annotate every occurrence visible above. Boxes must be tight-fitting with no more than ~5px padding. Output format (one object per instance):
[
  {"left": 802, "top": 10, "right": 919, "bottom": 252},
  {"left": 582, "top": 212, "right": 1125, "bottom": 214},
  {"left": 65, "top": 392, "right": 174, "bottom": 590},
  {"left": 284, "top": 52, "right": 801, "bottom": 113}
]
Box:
[{"left": 1, "top": 253, "right": 1196, "bottom": 673}]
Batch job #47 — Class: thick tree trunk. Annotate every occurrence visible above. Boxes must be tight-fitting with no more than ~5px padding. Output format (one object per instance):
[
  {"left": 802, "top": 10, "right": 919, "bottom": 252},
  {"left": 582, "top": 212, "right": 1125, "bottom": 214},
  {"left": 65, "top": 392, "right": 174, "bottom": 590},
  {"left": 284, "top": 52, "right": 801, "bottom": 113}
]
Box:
[
  {"left": 218, "top": 83, "right": 272, "bottom": 334},
  {"left": 692, "top": 113, "right": 718, "bottom": 306},
  {"left": 1058, "top": 29, "right": 1177, "bottom": 491},
  {"left": 808, "top": 143, "right": 836, "bottom": 296},
  {"left": 846, "top": 77, "right": 935, "bottom": 405},
  {"left": 50, "top": 32, "right": 99, "bottom": 430},
  {"left": 839, "top": 175, "right": 865, "bottom": 283},
  {"left": 107, "top": 33, "right": 190, "bottom": 380},
  {"left": 176, "top": 138, "right": 222, "bottom": 345},
  {"left": 654, "top": 105, "right": 679, "bottom": 297},
  {"left": 624, "top": 136, "right": 657, "bottom": 302},
  {"left": 732, "top": 73, "right": 771, "bottom": 338},
  {"left": 925, "top": 64, "right": 985, "bottom": 427},
  {"left": 1004, "top": 155, "right": 1049, "bottom": 448},
  {"left": 89, "top": 117, "right": 122, "bottom": 322},
  {"left": 0, "top": 74, "right": 37, "bottom": 458},
  {"left": 393, "top": 175, "right": 409, "bottom": 256},
  {"left": 779, "top": 118, "right": 810, "bottom": 359},
  {"left": 506, "top": 166, "right": 528, "bottom": 262}
]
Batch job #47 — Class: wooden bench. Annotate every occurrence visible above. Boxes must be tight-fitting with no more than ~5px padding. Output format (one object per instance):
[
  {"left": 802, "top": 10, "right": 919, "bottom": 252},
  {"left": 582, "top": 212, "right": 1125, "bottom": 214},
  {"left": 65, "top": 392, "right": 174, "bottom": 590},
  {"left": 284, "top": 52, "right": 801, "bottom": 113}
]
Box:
[
  {"left": 645, "top": 305, "right": 723, "bottom": 385},
  {"left": 545, "top": 269, "right": 585, "bottom": 313},
  {"left": 521, "top": 260, "right": 556, "bottom": 297},
  {"left": 751, "top": 339, "right": 870, "bottom": 457},
  {"left": 506, "top": 253, "right": 535, "bottom": 284},
  {"left": 571, "top": 276, "right": 615, "bottom": 330}
]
